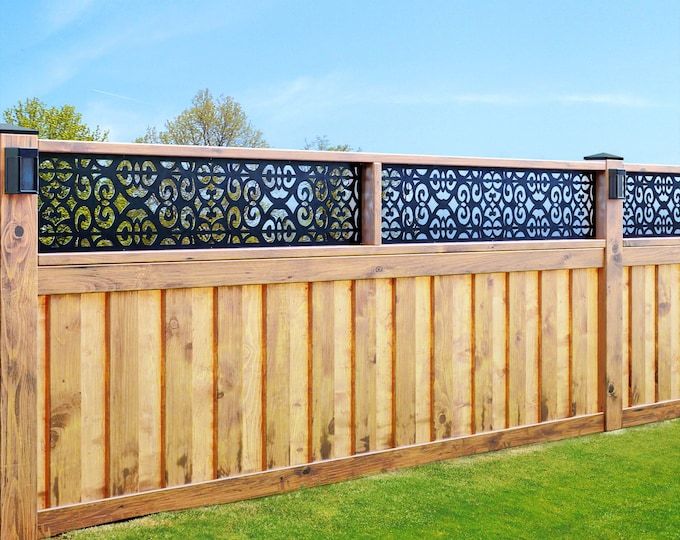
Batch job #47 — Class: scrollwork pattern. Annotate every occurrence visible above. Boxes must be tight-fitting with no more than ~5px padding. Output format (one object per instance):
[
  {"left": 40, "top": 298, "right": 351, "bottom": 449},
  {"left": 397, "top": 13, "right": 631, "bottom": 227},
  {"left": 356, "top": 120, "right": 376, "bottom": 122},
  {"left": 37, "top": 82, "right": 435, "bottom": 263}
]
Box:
[
  {"left": 381, "top": 166, "right": 595, "bottom": 242},
  {"left": 38, "top": 154, "right": 360, "bottom": 251},
  {"left": 624, "top": 173, "right": 680, "bottom": 237}
]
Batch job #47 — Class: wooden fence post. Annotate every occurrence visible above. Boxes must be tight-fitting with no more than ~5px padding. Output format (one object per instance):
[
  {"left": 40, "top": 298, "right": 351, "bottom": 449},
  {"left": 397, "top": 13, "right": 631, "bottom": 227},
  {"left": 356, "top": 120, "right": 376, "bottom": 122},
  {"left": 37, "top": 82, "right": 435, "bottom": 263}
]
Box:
[
  {"left": 588, "top": 153, "right": 625, "bottom": 431},
  {"left": 0, "top": 124, "right": 39, "bottom": 538},
  {"left": 361, "top": 162, "right": 382, "bottom": 245}
]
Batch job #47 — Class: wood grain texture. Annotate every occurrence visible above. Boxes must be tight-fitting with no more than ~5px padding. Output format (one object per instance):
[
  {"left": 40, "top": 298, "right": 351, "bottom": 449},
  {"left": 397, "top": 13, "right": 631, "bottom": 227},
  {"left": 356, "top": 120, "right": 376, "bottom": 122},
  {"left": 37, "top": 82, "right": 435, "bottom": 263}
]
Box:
[
  {"left": 433, "top": 275, "right": 472, "bottom": 439},
  {"left": 0, "top": 132, "right": 38, "bottom": 538},
  {"left": 473, "top": 273, "right": 507, "bottom": 433},
  {"left": 354, "top": 279, "right": 393, "bottom": 453},
  {"left": 621, "top": 399, "right": 680, "bottom": 428},
  {"left": 164, "top": 288, "right": 214, "bottom": 486},
  {"left": 508, "top": 272, "right": 539, "bottom": 427},
  {"left": 265, "top": 283, "right": 309, "bottom": 468},
  {"left": 571, "top": 268, "right": 599, "bottom": 415},
  {"left": 39, "top": 239, "right": 605, "bottom": 267},
  {"left": 622, "top": 267, "right": 631, "bottom": 408},
  {"left": 540, "top": 270, "right": 571, "bottom": 421},
  {"left": 595, "top": 161, "right": 624, "bottom": 431},
  {"left": 629, "top": 266, "right": 656, "bottom": 405},
  {"left": 38, "top": 248, "right": 604, "bottom": 295},
  {"left": 37, "top": 297, "right": 48, "bottom": 510},
  {"left": 37, "top": 413, "right": 605, "bottom": 537},
  {"left": 311, "top": 281, "right": 352, "bottom": 461},
  {"left": 361, "top": 163, "right": 382, "bottom": 246},
  {"left": 656, "top": 265, "right": 680, "bottom": 401},
  {"left": 38, "top": 138, "right": 607, "bottom": 170},
  {"left": 216, "top": 285, "right": 263, "bottom": 477},
  {"left": 394, "top": 277, "right": 432, "bottom": 446},
  {"left": 109, "top": 291, "right": 162, "bottom": 496}
]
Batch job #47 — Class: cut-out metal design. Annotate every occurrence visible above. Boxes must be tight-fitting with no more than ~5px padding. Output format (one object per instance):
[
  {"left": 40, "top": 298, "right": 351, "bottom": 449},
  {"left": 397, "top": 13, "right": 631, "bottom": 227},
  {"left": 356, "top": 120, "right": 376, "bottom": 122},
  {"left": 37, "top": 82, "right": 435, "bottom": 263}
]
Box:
[
  {"left": 624, "top": 172, "right": 680, "bottom": 237},
  {"left": 38, "top": 154, "right": 361, "bottom": 251},
  {"left": 381, "top": 165, "right": 595, "bottom": 242}
]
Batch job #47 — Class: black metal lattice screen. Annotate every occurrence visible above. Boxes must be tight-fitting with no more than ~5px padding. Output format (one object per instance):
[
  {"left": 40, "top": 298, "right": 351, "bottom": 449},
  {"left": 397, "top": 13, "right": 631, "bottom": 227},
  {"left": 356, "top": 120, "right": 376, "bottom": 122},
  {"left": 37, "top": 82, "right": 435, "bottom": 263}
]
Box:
[
  {"left": 381, "top": 165, "right": 595, "bottom": 243},
  {"left": 38, "top": 154, "right": 361, "bottom": 251},
  {"left": 624, "top": 172, "right": 680, "bottom": 238}
]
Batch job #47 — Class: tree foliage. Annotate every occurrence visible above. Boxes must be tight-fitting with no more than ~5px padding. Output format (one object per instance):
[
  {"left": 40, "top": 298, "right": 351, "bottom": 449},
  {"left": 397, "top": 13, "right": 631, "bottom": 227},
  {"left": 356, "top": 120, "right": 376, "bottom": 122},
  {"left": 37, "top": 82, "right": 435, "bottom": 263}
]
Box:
[
  {"left": 136, "top": 89, "right": 267, "bottom": 147},
  {"left": 3, "top": 98, "right": 108, "bottom": 141},
  {"left": 304, "top": 135, "right": 358, "bottom": 152}
]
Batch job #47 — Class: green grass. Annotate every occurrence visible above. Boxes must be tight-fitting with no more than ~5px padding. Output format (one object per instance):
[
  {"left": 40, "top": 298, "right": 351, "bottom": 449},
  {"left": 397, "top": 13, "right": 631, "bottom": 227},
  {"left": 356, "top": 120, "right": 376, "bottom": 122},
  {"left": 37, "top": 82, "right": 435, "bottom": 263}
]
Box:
[{"left": 62, "top": 420, "right": 680, "bottom": 539}]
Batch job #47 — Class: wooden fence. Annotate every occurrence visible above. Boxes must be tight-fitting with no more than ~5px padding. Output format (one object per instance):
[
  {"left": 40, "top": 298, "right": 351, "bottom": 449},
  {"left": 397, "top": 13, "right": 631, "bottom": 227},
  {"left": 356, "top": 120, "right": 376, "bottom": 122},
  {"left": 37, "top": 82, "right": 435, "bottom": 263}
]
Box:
[{"left": 0, "top": 129, "right": 679, "bottom": 538}]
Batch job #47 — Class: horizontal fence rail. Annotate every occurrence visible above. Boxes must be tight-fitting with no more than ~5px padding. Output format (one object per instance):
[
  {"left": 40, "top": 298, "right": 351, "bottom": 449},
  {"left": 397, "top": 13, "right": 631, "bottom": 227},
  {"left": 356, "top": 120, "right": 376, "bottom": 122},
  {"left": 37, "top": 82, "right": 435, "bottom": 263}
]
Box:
[{"left": 1, "top": 133, "right": 680, "bottom": 539}]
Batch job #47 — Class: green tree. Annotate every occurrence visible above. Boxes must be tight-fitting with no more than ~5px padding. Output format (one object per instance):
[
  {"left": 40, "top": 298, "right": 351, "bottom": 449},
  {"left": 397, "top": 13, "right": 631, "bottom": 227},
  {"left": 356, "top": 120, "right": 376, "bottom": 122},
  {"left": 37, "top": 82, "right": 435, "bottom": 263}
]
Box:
[
  {"left": 3, "top": 97, "right": 108, "bottom": 141},
  {"left": 304, "top": 135, "right": 358, "bottom": 152},
  {"left": 136, "top": 89, "right": 267, "bottom": 147}
]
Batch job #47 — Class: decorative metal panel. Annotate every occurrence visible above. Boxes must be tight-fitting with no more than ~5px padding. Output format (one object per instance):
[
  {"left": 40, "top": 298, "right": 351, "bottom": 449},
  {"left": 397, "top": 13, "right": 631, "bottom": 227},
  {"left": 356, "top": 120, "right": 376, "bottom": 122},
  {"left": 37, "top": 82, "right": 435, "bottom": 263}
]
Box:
[
  {"left": 38, "top": 154, "right": 361, "bottom": 251},
  {"left": 381, "top": 165, "right": 595, "bottom": 243},
  {"left": 624, "top": 172, "right": 680, "bottom": 237}
]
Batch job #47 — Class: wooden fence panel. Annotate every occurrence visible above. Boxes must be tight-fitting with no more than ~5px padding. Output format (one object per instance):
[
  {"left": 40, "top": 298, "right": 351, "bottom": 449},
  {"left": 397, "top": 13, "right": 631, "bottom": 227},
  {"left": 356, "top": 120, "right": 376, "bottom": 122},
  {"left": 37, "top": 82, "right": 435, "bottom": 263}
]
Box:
[
  {"left": 354, "top": 279, "right": 393, "bottom": 453},
  {"left": 216, "top": 285, "right": 263, "bottom": 477},
  {"left": 311, "top": 281, "right": 353, "bottom": 461},
  {"left": 164, "top": 288, "right": 215, "bottom": 486},
  {"left": 508, "top": 271, "right": 539, "bottom": 427},
  {"left": 540, "top": 270, "right": 571, "bottom": 421},
  {"left": 473, "top": 273, "right": 507, "bottom": 433},
  {"left": 629, "top": 266, "right": 656, "bottom": 405},
  {"left": 657, "top": 265, "right": 680, "bottom": 401},
  {"left": 109, "top": 290, "right": 162, "bottom": 495},
  {"left": 571, "top": 268, "right": 599, "bottom": 415},
  {"left": 265, "top": 283, "right": 309, "bottom": 468},
  {"left": 433, "top": 274, "right": 472, "bottom": 439}
]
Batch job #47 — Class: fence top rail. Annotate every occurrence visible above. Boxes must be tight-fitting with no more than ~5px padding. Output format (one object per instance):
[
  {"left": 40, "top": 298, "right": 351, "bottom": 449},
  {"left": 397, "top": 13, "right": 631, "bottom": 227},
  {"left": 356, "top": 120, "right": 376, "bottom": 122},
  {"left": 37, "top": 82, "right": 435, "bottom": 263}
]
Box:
[
  {"left": 37, "top": 139, "right": 606, "bottom": 171},
  {"left": 624, "top": 162, "right": 680, "bottom": 174}
]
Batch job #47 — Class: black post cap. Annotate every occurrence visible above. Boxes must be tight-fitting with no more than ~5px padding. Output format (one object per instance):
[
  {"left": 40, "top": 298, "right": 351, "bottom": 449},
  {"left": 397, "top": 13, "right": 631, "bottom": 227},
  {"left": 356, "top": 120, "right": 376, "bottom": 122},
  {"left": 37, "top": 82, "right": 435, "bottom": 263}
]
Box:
[
  {"left": 583, "top": 152, "right": 624, "bottom": 161},
  {"left": 0, "top": 123, "right": 38, "bottom": 135}
]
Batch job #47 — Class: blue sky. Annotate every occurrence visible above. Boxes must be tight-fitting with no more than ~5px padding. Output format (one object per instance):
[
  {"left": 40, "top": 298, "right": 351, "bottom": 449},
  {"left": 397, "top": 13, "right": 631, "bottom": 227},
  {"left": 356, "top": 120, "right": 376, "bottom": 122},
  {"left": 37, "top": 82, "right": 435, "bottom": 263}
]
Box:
[{"left": 1, "top": 0, "right": 679, "bottom": 163}]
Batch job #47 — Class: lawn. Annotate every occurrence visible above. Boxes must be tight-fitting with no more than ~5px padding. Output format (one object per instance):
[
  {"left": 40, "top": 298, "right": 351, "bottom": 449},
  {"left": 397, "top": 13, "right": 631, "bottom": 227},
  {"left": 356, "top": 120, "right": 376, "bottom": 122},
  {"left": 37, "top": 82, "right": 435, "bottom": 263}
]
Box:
[{"left": 61, "top": 419, "right": 680, "bottom": 539}]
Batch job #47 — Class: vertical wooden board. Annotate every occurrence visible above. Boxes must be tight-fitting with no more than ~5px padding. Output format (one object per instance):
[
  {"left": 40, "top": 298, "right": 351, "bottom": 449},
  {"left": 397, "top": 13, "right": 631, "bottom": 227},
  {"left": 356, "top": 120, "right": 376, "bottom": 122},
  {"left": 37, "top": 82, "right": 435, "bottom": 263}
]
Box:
[
  {"left": 79, "top": 294, "right": 106, "bottom": 501},
  {"left": 109, "top": 291, "right": 140, "bottom": 496},
  {"left": 136, "top": 290, "right": 162, "bottom": 492},
  {"left": 311, "top": 281, "right": 352, "bottom": 461},
  {"left": 266, "top": 283, "right": 309, "bottom": 468},
  {"left": 630, "top": 266, "right": 656, "bottom": 405},
  {"left": 164, "top": 288, "right": 214, "bottom": 486},
  {"left": 217, "top": 285, "right": 263, "bottom": 476},
  {"left": 49, "top": 294, "right": 82, "bottom": 507},
  {"left": 354, "top": 279, "right": 393, "bottom": 453},
  {"left": 508, "top": 271, "right": 539, "bottom": 427},
  {"left": 394, "top": 277, "right": 431, "bottom": 446},
  {"left": 571, "top": 269, "right": 599, "bottom": 415},
  {"left": 109, "top": 290, "right": 162, "bottom": 496},
  {"left": 540, "top": 270, "right": 571, "bottom": 421},
  {"left": 657, "top": 265, "right": 680, "bottom": 401},
  {"left": 433, "top": 275, "right": 472, "bottom": 439},
  {"left": 37, "top": 297, "right": 47, "bottom": 510},
  {"left": 190, "top": 288, "right": 215, "bottom": 483},
  {"left": 474, "top": 273, "right": 506, "bottom": 433},
  {"left": 622, "top": 267, "right": 630, "bottom": 408}
]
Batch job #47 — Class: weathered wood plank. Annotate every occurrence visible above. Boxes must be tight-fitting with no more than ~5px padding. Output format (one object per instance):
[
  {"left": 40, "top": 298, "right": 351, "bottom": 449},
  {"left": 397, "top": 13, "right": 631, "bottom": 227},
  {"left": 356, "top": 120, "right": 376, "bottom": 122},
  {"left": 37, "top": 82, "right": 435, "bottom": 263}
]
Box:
[
  {"left": 622, "top": 267, "right": 631, "bottom": 407},
  {"left": 540, "top": 270, "right": 570, "bottom": 421},
  {"left": 571, "top": 268, "right": 599, "bottom": 415},
  {"left": 265, "top": 283, "right": 309, "bottom": 468},
  {"left": 37, "top": 297, "right": 47, "bottom": 510},
  {"left": 109, "top": 290, "right": 162, "bottom": 496},
  {"left": 433, "top": 275, "right": 473, "bottom": 439},
  {"left": 164, "top": 288, "right": 214, "bottom": 486},
  {"left": 311, "top": 281, "right": 352, "bottom": 460},
  {"left": 394, "top": 277, "right": 432, "bottom": 446},
  {"left": 354, "top": 279, "right": 393, "bottom": 453},
  {"left": 473, "top": 273, "right": 506, "bottom": 433},
  {"left": 508, "top": 271, "right": 539, "bottom": 427},
  {"left": 216, "top": 285, "right": 263, "bottom": 477},
  {"left": 657, "top": 265, "right": 680, "bottom": 401},
  {"left": 630, "top": 266, "right": 656, "bottom": 405}
]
